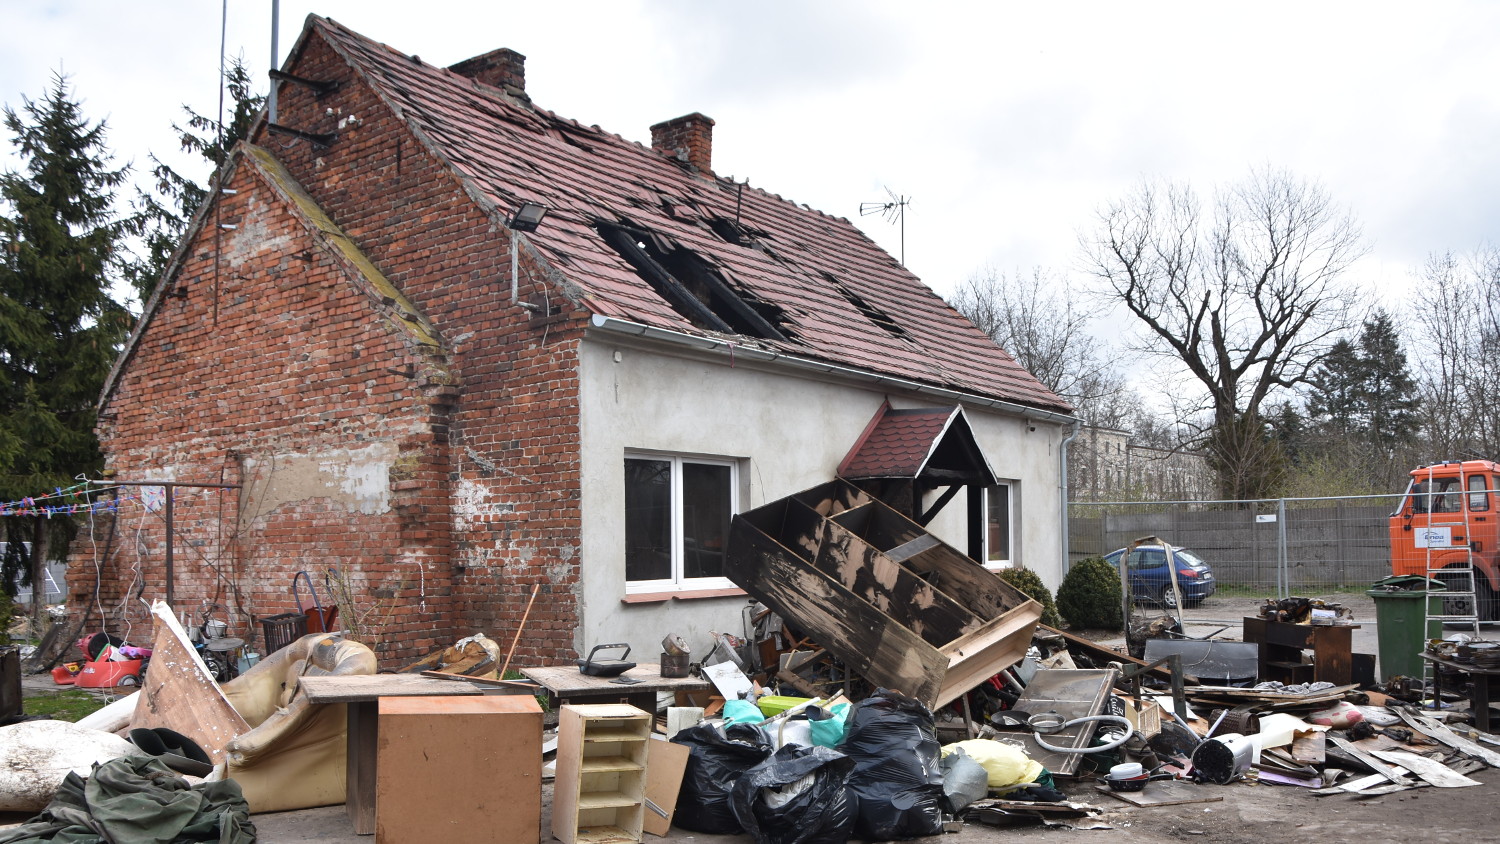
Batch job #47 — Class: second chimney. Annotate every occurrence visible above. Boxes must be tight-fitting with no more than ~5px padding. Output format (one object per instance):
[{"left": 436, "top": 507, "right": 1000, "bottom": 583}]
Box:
[
  {"left": 650, "top": 113, "right": 715, "bottom": 174},
  {"left": 448, "top": 48, "right": 526, "bottom": 96}
]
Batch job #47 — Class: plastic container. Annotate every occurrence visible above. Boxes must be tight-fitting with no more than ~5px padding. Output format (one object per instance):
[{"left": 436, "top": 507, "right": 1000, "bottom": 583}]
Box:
[
  {"left": 756, "top": 695, "right": 812, "bottom": 719},
  {"left": 75, "top": 659, "right": 142, "bottom": 688},
  {"left": 50, "top": 665, "right": 76, "bottom": 686},
  {"left": 1368, "top": 575, "right": 1446, "bottom": 681},
  {"left": 260, "top": 612, "right": 308, "bottom": 655}
]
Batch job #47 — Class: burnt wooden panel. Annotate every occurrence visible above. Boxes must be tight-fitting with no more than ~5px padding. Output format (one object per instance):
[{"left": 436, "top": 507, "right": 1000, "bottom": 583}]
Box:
[
  {"left": 727, "top": 516, "right": 945, "bottom": 702},
  {"left": 738, "top": 496, "right": 827, "bottom": 563},
  {"left": 811, "top": 519, "right": 982, "bottom": 646},
  {"left": 791, "top": 479, "right": 872, "bottom": 517}
]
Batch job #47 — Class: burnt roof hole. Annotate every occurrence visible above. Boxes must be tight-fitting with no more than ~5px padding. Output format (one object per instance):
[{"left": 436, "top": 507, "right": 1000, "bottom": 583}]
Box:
[
  {"left": 596, "top": 220, "right": 788, "bottom": 341},
  {"left": 825, "top": 273, "right": 909, "bottom": 339},
  {"left": 705, "top": 215, "right": 774, "bottom": 248}
]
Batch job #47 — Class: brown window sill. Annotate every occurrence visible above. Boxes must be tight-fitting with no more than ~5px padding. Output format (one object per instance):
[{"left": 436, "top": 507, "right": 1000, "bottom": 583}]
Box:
[{"left": 621, "top": 586, "right": 747, "bottom": 604}]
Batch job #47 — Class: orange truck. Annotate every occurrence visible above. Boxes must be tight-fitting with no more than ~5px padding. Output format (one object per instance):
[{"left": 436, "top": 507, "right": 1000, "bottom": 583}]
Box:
[{"left": 1389, "top": 459, "right": 1500, "bottom": 620}]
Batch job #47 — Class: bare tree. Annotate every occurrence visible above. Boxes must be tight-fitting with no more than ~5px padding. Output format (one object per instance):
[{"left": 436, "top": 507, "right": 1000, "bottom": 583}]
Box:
[
  {"left": 949, "top": 266, "right": 1136, "bottom": 428},
  {"left": 1080, "top": 167, "right": 1365, "bottom": 499},
  {"left": 1413, "top": 247, "right": 1500, "bottom": 461}
]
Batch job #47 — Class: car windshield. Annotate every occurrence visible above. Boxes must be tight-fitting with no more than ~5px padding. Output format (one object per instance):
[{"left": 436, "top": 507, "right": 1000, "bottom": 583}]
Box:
[{"left": 1112, "top": 546, "right": 1208, "bottom": 568}]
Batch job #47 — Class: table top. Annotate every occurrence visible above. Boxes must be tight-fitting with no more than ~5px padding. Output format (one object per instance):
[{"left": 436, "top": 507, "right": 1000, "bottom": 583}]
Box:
[
  {"left": 521, "top": 663, "right": 712, "bottom": 695},
  {"left": 300, "top": 673, "right": 482, "bottom": 703},
  {"left": 1421, "top": 652, "right": 1500, "bottom": 676}
]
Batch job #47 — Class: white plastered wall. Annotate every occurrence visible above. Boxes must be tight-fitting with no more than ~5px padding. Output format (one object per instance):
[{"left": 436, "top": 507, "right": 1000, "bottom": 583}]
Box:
[{"left": 575, "top": 336, "right": 1066, "bottom": 661}]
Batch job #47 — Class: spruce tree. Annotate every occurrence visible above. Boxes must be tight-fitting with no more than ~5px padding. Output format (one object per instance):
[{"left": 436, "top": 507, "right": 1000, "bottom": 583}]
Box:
[
  {"left": 126, "top": 57, "right": 264, "bottom": 302},
  {"left": 0, "top": 73, "right": 133, "bottom": 621}
]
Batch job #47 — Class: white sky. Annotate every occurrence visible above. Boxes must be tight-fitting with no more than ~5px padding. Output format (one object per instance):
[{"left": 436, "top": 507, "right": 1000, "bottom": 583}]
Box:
[{"left": 5, "top": 1, "right": 1499, "bottom": 336}]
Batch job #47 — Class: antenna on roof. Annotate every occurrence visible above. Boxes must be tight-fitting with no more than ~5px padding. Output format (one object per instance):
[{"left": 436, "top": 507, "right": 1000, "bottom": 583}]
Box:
[{"left": 860, "top": 187, "right": 912, "bottom": 266}]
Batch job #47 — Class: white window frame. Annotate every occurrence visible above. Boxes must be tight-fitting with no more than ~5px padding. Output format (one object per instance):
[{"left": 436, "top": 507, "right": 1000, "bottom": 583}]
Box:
[
  {"left": 624, "top": 451, "right": 739, "bottom": 593},
  {"left": 983, "top": 482, "right": 1015, "bottom": 570}
]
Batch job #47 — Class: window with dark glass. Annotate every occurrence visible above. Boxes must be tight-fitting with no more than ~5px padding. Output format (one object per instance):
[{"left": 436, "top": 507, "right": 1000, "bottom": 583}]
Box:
[{"left": 624, "top": 454, "right": 737, "bottom": 589}]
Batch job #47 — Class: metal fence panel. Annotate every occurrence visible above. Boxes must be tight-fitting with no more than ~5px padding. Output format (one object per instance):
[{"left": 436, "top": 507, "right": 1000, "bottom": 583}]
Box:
[{"left": 1069, "top": 495, "right": 1403, "bottom": 596}]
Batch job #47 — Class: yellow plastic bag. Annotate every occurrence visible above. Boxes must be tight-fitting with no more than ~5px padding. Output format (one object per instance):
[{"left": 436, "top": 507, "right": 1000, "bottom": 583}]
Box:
[{"left": 941, "top": 739, "right": 1043, "bottom": 788}]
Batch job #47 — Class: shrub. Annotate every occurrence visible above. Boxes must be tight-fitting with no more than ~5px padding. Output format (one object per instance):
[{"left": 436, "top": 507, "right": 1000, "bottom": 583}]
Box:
[
  {"left": 998, "top": 566, "right": 1062, "bottom": 628},
  {"left": 1056, "top": 556, "right": 1123, "bottom": 631}
]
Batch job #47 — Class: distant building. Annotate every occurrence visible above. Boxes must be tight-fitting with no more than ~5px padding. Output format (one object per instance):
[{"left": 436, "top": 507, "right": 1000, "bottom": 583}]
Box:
[{"left": 1070, "top": 426, "right": 1213, "bottom": 502}]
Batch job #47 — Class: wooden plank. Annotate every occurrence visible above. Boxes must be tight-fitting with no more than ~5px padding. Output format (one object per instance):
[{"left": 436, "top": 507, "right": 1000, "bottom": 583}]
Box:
[
  {"left": 1398, "top": 709, "right": 1500, "bottom": 767},
  {"left": 1095, "top": 779, "right": 1223, "bottom": 807},
  {"left": 346, "top": 700, "right": 376, "bottom": 834},
  {"left": 727, "top": 516, "right": 946, "bottom": 703},
  {"left": 301, "top": 673, "right": 482, "bottom": 703},
  {"left": 643, "top": 738, "right": 689, "bottom": 837},
  {"left": 129, "top": 601, "right": 249, "bottom": 764},
  {"left": 813, "top": 520, "right": 981, "bottom": 644},
  {"left": 1290, "top": 730, "right": 1326, "bottom": 765},
  {"left": 935, "top": 605, "right": 1042, "bottom": 707},
  {"left": 1368, "top": 749, "right": 1481, "bottom": 788}
]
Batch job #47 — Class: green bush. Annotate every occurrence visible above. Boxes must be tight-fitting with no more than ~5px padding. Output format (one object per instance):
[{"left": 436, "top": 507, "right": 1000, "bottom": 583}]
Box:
[
  {"left": 1056, "top": 556, "right": 1124, "bottom": 631},
  {"left": 998, "top": 566, "right": 1061, "bottom": 628}
]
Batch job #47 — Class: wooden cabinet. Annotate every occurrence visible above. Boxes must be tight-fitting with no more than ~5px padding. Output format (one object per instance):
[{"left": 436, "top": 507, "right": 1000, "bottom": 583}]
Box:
[
  {"left": 1242, "top": 617, "right": 1358, "bottom": 686},
  {"left": 553, "top": 704, "right": 650, "bottom": 844},
  {"left": 376, "top": 694, "right": 542, "bottom": 844}
]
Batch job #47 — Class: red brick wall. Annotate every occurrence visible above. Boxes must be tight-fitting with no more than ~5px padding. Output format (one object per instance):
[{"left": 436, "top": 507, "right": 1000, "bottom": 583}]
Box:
[{"left": 83, "top": 150, "right": 457, "bottom": 662}]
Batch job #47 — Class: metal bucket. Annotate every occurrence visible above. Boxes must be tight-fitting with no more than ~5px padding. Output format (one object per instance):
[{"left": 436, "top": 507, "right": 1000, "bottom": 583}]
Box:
[{"left": 660, "top": 651, "right": 690, "bottom": 678}]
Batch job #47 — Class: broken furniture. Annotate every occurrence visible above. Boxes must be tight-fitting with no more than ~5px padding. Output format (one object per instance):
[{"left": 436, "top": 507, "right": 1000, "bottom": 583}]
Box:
[
  {"left": 219, "top": 632, "right": 376, "bottom": 814},
  {"left": 1242, "top": 616, "right": 1359, "bottom": 686},
  {"left": 129, "top": 601, "right": 249, "bottom": 765},
  {"left": 553, "top": 704, "right": 652, "bottom": 844},
  {"left": 377, "top": 695, "right": 542, "bottom": 844},
  {"left": 1422, "top": 652, "right": 1500, "bottom": 731},
  {"left": 1006, "top": 668, "right": 1118, "bottom": 776},
  {"left": 727, "top": 479, "right": 1041, "bottom": 707},
  {"left": 521, "top": 663, "right": 710, "bottom": 714},
  {"left": 299, "top": 672, "right": 496, "bottom": 834}
]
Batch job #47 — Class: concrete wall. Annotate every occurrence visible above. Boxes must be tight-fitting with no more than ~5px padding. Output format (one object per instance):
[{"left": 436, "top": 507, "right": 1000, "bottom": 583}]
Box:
[{"left": 575, "top": 335, "right": 1067, "bottom": 659}]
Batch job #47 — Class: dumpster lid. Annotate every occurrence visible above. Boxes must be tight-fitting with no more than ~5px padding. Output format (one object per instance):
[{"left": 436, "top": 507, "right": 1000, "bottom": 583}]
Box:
[{"left": 1368, "top": 575, "right": 1446, "bottom": 593}]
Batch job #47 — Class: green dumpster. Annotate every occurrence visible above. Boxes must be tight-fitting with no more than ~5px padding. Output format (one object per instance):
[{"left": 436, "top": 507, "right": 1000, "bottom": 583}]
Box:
[{"left": 1367, "top": 575, "right": 1445, "bottom": 681}]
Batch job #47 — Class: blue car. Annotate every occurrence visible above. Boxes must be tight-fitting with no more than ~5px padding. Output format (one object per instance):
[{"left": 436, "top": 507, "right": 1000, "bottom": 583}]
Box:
[{"left": 1103, "top": 545, "right": 1217, "bottom": 608}]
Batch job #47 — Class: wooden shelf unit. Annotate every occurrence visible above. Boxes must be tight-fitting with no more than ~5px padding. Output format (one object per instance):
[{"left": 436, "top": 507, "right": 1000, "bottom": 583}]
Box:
[{"left": 553, "top": 704, "right": 651, "bottom": 844}]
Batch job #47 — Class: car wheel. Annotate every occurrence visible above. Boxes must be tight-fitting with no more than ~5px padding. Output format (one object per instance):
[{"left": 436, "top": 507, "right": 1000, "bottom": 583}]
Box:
[{"left": 1158, "top": 585, "right": 1179, "bottom": 609}]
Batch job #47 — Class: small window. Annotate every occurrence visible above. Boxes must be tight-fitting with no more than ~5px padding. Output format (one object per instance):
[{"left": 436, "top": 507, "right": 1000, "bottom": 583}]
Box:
[
  {"left": 1469, "top": 474, "right": 1490, "bottom": 512},
  {"left": 625, "top": 453, "right": 738, "bottom": 591},
  {"left": 985, "top": 483, "right": 1014, "bottom": 568},
  {"left": 1129, "top": 549, "right": 1166, "bottom": 569}
]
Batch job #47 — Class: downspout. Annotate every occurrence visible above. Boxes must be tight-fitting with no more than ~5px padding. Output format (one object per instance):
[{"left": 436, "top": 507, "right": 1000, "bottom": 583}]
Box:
[{"left": 1060, "top": 420, "right": 1082, "bottom": 576}]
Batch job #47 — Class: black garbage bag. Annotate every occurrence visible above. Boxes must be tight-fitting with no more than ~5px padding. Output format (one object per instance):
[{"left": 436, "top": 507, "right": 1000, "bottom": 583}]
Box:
[
  {"left": 730, "top": 744, "right": 856, "bottom": 844},
  {"left": 838, "top": 688, "right": 945, "bottom": 840},
  {"left": 672, "top": 722, "right": 774, "bottom": 834}
]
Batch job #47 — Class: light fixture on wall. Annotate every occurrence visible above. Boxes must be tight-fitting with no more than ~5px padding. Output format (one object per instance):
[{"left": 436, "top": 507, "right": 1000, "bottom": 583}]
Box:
[
  {"left": 509, "top": 201, "right": 548, "bottom": 232},
  {"left": 510, "top": 201, "right": 550, "bottom": 303}
]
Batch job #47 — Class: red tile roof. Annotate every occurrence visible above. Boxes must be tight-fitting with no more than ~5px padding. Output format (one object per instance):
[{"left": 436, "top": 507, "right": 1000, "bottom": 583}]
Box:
[
  {"left": 838, "top": 403, "right": 998, "bottom": 484},
  {"left": 308, "top": 17, "right": 1072, "bottom": 415}
]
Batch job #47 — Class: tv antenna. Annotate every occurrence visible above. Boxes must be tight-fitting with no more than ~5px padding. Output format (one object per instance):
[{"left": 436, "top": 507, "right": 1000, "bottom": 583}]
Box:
[{"left": 860, "top": 188, "right": 912, "bottom": 266}]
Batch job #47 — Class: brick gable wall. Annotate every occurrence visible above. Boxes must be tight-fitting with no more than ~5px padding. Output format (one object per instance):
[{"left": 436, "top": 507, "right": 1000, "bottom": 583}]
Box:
[
  {"left": 81, "top": 155, "right": 457, "bottom": 662},
  {"left": 249, "top": 30, "right": 584, "bottom": 661}
]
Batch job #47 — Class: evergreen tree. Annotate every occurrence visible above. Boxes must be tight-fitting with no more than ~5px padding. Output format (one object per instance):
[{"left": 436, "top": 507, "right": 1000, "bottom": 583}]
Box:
[
  {"left": 125, "top": 57, "right": 264, "bottom": 302},
  {"left": 1356, "top": 310, "right": 1419, "bottom": 455},
  {"left": 1304, "top": 338, "right": 1363, "bottom": 436},
  {"left": 0, "top": 73, "right": 134, "bottom": 619}
]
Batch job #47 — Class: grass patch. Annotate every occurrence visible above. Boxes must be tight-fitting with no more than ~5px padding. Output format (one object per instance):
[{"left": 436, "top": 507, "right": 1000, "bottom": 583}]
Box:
[
  {"left": 26, "top": 689, "right": 108, "bottom": 722},
  {"left": 1212, "top": 584, "right": 1375, "bottom": 599}
]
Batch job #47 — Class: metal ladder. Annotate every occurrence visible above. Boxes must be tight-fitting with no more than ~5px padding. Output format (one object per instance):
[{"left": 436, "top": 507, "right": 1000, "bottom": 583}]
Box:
[{"left": 1421, "top": 466, "right": 1482, "bottom": 697}]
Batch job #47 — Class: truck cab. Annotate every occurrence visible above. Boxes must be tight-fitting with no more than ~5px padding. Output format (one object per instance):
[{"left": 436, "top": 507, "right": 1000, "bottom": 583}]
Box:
[{"left": 1389, "top": 460, "right": 1500, "bottom": 620}]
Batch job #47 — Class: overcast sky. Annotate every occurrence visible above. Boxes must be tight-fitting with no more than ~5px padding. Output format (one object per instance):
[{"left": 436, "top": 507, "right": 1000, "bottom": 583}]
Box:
[{"left": 5, "top": 1, "right": 1498, "bottom": 327}]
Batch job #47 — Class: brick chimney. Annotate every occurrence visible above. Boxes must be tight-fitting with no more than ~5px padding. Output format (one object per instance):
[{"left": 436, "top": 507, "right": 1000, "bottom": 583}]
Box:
[
  {"left": 448, "top": 48, "right": 526, "bottom": 96},
  {"left": 650, "top": 113, "right": 715, "bottom": 173}
]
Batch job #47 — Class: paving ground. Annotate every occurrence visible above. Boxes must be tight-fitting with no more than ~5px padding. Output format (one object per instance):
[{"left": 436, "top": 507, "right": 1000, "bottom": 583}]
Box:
[{"left": 29, "top": 592, "right": 1500, "bottom": 843}]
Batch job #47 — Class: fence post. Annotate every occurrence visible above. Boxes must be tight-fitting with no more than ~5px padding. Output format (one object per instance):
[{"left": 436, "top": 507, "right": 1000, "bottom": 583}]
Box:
[
  {"left": 1336, "top": 501, "right": 1347, "bottom": 589},
  {"left": 1277, "top": 498, "right": 1289, "bottom": 599}
]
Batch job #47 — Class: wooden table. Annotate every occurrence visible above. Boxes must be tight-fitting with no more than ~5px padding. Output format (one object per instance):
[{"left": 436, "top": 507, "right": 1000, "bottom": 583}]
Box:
[
  {"left": 521, "top": 663, "right": 711, "bottom": 713},
  {"left": 1242, "top": 617, "right": 1361, "bottom": 686},
  {"left": 301, "top": 674, "right": 486, "bottom": 835},
  {"left": 1422, "top": 653, "right": 1500, "bottom": 732}
]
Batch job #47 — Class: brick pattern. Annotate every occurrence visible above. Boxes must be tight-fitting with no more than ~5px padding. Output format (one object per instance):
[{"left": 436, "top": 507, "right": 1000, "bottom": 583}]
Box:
[{"left": 650, "top": 112, "right": 716, "bottom": 173}]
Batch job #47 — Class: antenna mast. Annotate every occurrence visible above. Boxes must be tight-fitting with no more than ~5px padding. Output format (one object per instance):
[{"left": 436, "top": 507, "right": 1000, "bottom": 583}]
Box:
[{"left": 860, "top": 188, "right": 912, "bottom": 266}]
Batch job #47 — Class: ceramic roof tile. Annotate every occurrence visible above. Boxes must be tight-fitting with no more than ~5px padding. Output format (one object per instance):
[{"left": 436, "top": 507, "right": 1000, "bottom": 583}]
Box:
[
  {"left": 311, "top": 18, "right": 1072, "bottom": 415},
  {"left": 839, "top": 407, "right": 957, "bottom": 479}
]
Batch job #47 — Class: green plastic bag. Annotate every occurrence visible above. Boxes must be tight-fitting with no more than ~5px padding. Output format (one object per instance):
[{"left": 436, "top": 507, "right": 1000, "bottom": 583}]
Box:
[
  {"left": 723, "top": 698, "right": 766, "bottom": 725},
  {"left": 809, "top": 702, "right": 851, "bottom": 747}
]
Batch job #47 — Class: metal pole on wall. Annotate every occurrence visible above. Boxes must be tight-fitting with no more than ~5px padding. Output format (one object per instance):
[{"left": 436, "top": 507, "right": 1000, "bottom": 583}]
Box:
[{"left": 1277, "top": 498, "right": 1289, "bottom": 599}]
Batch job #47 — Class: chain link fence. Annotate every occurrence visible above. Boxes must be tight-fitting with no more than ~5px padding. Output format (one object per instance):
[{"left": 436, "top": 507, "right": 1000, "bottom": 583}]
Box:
[{"left": 1069, "top": 494, "right": 1404, "bottom": 596}]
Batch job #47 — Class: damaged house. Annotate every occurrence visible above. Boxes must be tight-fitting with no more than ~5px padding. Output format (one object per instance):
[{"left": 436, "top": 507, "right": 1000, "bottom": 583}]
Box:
[{"left": 77, "top": 15, "right": 1073, "bottom": 663}]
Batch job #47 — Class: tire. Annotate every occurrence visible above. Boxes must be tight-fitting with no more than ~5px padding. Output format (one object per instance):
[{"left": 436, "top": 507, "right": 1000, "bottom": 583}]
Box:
[
  {"left": 1158, "top": 585, "right": 1179, "bottom": 609},
  {"left": 117, "top": 674, "right": 139, "bottom": 687}
]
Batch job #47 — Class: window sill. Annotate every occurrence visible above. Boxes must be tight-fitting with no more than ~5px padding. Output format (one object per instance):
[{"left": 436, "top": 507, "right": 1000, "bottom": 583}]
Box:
[{"left": 621, "top": 586, "right": 747, "bottom": 604}]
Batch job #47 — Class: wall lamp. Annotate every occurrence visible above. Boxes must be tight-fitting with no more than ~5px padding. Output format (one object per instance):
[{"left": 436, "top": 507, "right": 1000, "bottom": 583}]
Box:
[
  {"left": 509, "top": 201, "right": 548, "bottom": 233},
  {"left": 510, "top": 201, "right": 549, "bottom": 302}
]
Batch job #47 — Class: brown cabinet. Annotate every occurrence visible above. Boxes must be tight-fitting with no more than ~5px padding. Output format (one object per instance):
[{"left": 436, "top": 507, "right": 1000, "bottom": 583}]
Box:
[
  {"left": 376, "top": 694, "right": 542, "bottom": 843},
  {"left": 1242, "top": 617, "right": 1358, "bottom": 686},
  {"left": 552, "top": 704, "right": 650, "bottom": 844}
]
